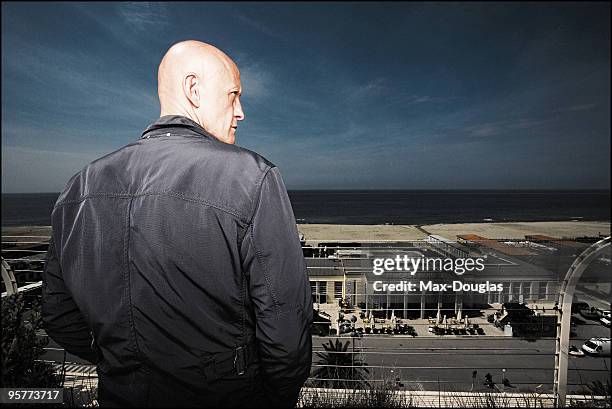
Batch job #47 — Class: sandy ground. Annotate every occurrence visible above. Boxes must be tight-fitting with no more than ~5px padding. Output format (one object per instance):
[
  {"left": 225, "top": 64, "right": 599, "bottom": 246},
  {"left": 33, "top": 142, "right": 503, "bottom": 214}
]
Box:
[
  {"left": 2, "top": 221, "right": 610, "bottom": 243},
  {"left": 1, "top": 225, "right": 53, "bottom": 239},
  {"left": 421, "top": 220, "right": 610, "bottom": 240},
  {"left": 297, "top": 221, "right": 610, "bottom": 243},
  {"left": 297, "top": 224, "right": 427, "bottom": 242}
]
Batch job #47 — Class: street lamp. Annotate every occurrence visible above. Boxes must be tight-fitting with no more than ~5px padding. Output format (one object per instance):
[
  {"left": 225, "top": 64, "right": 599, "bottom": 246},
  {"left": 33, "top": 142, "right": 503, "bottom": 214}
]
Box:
[{"left": 502, "top": 368, "right": 506, "bottom": 384}]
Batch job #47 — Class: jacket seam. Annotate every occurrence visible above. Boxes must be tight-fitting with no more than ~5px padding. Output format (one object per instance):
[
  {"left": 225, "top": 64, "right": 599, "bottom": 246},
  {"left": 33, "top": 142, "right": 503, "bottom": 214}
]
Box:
[
  {"left": 256, "top": 305, "right": 304, "bottom": 319},
  {"left": 246, "top": 166, "right": 280, "bottom": 315},
  {"left": 53, "top": 191, "right": 248, "bottom": 222},
  {"left": 124, "top": 197, "right": 144, "bottom": 364},
  {"left": 238, "top": 166, "right": 273, "bottom": 253},
  {"left": 240, "top": 270, "right": 246, "bottom": 346},
  {"left": 247, "top": 166, "right": 274, "bottom": 225},
  {"left": 249, "top": 225, "right": 280, "bottom": 313}
]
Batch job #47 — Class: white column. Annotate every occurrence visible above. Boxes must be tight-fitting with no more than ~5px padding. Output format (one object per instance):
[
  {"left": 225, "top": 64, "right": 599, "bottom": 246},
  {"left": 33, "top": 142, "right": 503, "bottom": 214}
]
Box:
[
  {"left": 455, "top": 290, "right": 463, "bottom": 316},
  {"left": 530, "top": 281, "right": 538, "bottom": 301},
  {"left": 420, "top": 291, "right": 426, "bottom": 319}
]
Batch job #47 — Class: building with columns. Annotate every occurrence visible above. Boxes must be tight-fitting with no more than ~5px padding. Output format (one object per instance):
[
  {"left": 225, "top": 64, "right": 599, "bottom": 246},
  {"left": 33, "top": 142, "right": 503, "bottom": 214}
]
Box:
[{"left": 305, "top": 234, "right": 590, "bottom": 318}]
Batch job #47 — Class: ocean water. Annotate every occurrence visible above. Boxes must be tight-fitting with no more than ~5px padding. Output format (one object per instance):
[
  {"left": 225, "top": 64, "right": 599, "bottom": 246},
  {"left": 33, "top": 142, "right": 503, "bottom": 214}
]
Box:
[
  {"left": 1, "top": 190, "right": 610, "bottom": 227},
  {"left": 288, "top": 190, "right": 611, "bottom": 225}
]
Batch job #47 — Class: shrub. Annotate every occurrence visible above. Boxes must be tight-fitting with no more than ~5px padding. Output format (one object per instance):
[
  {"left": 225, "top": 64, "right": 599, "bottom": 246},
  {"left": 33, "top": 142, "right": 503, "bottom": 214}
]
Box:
[
  {"left": 1, "top": 293, "right": 60, "bottom": 388},
  {"left": 311, "top": 339, "right": 369, "bottom": 389}
]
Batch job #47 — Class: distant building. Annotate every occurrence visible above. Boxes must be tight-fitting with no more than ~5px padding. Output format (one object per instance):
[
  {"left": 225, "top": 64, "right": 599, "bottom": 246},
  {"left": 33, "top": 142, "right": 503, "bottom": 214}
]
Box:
[{"left": 304, "top": 234, "right": 591, "bottom": 318}]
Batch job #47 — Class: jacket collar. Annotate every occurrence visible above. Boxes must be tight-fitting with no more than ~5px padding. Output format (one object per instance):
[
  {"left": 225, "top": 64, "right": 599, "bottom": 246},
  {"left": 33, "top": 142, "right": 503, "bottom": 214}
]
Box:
[{"left": 141, "top": 115, "right": 216, "bottom": 140}]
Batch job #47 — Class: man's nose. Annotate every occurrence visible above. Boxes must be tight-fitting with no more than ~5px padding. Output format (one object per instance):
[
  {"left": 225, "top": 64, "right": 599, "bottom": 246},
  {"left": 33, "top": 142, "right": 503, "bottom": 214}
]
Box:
[{"left": 235, "top": 98, "right": 245, "bottom": 121}]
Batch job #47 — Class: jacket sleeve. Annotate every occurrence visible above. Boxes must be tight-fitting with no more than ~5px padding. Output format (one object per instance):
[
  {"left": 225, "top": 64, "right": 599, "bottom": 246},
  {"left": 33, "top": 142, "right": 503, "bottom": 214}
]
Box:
[
  {"left": 241, "top": 166, "right": 313, "bottom": 408},
  {"left": 42, "top": 234, "right": 99, "bottom": 364}
]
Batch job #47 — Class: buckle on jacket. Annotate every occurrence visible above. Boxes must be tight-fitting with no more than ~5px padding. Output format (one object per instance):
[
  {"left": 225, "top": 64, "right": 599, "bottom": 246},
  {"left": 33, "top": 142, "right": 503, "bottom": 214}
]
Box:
[{"left": 233, "top": 346, "right": 246, "bottom": 376}]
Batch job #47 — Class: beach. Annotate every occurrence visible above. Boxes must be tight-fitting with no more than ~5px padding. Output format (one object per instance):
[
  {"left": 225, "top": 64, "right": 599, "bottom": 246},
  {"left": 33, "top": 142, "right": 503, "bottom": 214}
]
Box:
[
  {"left": 296, "top": 220, "right": 610, "bottom": 244},
  {"left": 4, "top": 221, "right": 609, "bottom": 243}
]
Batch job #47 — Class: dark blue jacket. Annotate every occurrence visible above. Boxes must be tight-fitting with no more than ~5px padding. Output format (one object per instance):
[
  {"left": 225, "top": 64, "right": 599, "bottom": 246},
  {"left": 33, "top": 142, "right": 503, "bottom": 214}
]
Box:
[{"left": 42, "top": 115, "right": 313, "bottom": 407}]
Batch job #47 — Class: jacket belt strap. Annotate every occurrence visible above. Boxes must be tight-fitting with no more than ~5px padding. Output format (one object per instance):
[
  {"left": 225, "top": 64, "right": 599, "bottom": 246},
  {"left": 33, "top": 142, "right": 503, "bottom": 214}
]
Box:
[{"left": 201, "top": 342, "right": 258, "bottom": 381}]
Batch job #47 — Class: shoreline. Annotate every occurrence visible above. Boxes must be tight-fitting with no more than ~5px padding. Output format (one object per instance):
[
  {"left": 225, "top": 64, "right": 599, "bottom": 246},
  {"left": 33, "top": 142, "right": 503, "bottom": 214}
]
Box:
[{"left": 3, "top": 220, "right": 610, "bottom": 243}]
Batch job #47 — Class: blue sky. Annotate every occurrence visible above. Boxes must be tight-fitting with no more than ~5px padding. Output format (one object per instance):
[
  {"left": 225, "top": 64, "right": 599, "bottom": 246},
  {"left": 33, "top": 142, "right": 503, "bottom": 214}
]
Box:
[{"left": 2, "top": 2, "right": 610, "bottom": 192}]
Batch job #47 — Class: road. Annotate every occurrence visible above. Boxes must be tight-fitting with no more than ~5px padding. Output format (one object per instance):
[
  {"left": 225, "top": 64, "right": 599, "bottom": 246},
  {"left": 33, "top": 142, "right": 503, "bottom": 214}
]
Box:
[
  {"left": 312, "top": 320, "right": 610, "bottom": 393},
  {"left": 42, "top": 317, "right": 610, "bottom": 394}
]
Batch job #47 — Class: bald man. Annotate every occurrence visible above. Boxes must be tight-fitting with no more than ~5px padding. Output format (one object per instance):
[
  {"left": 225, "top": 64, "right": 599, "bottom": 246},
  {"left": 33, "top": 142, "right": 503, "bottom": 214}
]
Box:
[
  {"left": 158, "top": 41, "right": 244, "bottom": 144},
  {"left": 42, "top": 40, "right": 313, "bottom": 408}
]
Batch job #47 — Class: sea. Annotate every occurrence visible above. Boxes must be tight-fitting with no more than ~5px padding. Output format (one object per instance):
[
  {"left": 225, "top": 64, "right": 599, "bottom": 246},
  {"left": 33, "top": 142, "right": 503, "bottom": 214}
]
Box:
[{"left": 1, "top": 190, "right": 610, "bottom": 227}]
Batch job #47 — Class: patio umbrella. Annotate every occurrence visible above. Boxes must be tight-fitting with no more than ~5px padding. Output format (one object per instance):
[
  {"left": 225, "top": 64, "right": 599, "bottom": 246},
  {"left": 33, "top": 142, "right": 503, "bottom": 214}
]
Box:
[
  {"left": 464, "top": 316, "right": 469, "bottom": 329},
  {"left": 457, "top": 309, "right": 462, "bottom": 322},
  {"left": 436, "top": 308, "right": 441, "bottom": 324},
  {"left": 443, "top": 314, "right": 447, "bottom": 329},
  {"left": 390, "top": 309, "right": 396, "bottom": 323}
]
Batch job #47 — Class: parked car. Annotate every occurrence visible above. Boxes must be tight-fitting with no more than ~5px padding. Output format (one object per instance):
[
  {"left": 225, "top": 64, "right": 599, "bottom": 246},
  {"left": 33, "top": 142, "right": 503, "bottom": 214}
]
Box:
[
  {"left": 600, "top": 316, "right": 611, "bottom": 327},
  {"left": 569, "top": 345, "right": 585, "bottom": 357},
  {"left": 602, "top": 310, "right": 611, "bottom": 319},
  {"left": 582, "top": 338, "right": 611, "bottom": 356},
  {"left": 579, "top": 308, "right": 601, "bottom": 320},
  {"left": 571, "top": 302, "right": 590, "bottom": 314}
]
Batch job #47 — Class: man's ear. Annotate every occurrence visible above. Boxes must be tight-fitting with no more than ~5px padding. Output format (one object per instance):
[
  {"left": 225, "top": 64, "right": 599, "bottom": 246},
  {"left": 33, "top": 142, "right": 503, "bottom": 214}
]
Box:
[{"left": 183, "top": 73, "right": 200, "bottom": 108}]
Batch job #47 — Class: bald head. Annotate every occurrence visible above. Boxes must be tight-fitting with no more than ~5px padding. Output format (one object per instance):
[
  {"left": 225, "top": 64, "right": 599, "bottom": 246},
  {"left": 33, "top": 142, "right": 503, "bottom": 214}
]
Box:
[{"left": 158, "top": 40, "right": 244, "bottom": 144}]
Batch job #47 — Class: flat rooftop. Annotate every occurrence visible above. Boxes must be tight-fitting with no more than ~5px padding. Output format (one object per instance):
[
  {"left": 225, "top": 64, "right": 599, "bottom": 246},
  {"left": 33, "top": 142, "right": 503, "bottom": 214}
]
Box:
[{"left": 457, "top": 234, "right": 537, "bottom": 256}]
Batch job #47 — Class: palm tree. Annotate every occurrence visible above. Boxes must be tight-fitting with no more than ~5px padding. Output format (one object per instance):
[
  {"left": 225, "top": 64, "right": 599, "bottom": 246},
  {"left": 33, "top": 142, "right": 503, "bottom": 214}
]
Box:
[{"left": 311, "top": 338, "right": 370, "bottom": 389}]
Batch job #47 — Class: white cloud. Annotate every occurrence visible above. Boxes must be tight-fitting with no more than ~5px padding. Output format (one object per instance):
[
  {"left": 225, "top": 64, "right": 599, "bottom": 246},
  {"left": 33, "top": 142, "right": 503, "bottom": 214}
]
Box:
[
  {"left": 239, "top": 64, "right": 272, "bottom": 99},
  {"left": 344, "top": 78, "right": 459, "bottom": 108},
  {"left": 235, "top": 13, "right": 284, "bottom": 40},
  {"left": 69, "top": 3, "right": 169, "bottom": 53},
  {"left": 3, "top": 40, "right": 159, "bottom": 122},
  {"left": 463, "top": 116, "right": 556, "bottom": 138},
  {"left": 346, "top": 77, "right": 389, "bottom": 100},
  {"left": 118, "top": 2, "right": 168, "bottom": 31},
  {"left": 554, "top": 103, "right": 598, "bottom": 113}
]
